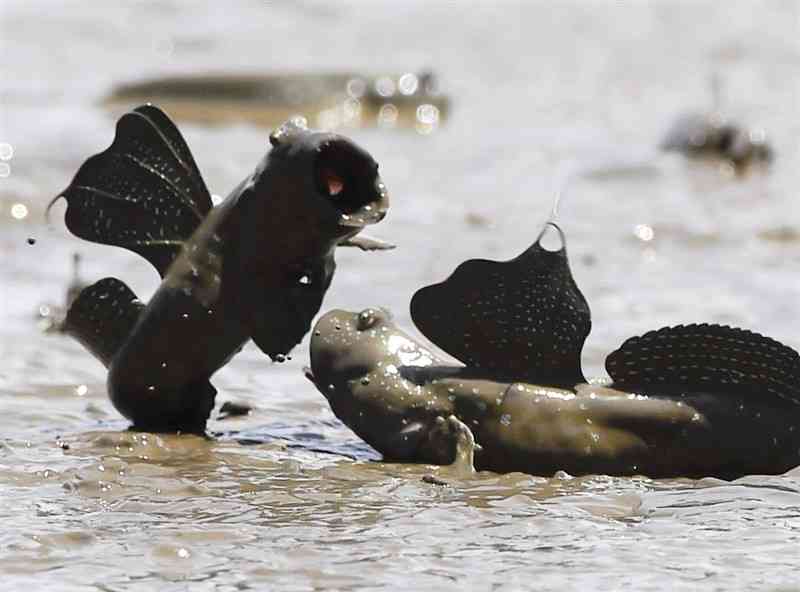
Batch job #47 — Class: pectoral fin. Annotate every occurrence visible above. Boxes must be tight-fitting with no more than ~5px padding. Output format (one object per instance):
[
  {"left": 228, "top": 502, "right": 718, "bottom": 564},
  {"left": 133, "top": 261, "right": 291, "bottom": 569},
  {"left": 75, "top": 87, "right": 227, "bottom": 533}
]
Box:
[
  {"left": 339, "top": 235, "right": 396, "bottom": 251},
  {"left": 383, "top": 421, "right": 428, "bottom": 460},
  {"left": 61, "top": 278, "right": 145, "bottom": 367},
  {"left": 250, "top": 263, "right": 333, "bottom": 360}
]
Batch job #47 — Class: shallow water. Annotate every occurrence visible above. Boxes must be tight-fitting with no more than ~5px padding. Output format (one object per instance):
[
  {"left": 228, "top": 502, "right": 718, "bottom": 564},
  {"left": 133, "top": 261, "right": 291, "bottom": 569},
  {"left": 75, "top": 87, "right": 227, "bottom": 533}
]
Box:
[{"left": 2, "top": 0, "right": 800, "bottom": 590}]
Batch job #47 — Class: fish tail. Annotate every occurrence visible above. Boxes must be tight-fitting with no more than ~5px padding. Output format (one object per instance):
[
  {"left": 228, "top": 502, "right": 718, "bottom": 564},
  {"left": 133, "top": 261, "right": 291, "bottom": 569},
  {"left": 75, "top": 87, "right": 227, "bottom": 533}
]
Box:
[
  {"left": 62, "top": 277, "right": 145, "bottom": 368},
  {"left": 65, "top": 277, "right": 217, "bottom": 433}
]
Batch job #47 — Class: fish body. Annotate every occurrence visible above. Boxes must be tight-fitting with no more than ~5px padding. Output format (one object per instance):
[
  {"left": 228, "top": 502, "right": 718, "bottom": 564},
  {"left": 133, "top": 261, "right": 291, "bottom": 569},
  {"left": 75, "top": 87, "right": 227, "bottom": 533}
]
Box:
[
  {"left": 661, "top": 112, "right": 773, "bottom": 170},
  {"left": 309, "top": 224, "right": 800, "bottom": 479},
  {"left": 55, "top": 106, "right": 389, "bottom": 432},
  {"left": 104, "top": 71, "right": 449, "bottom": 130},
  {"left": 309, "top": 308, "right": 800, "bottom": 479}
]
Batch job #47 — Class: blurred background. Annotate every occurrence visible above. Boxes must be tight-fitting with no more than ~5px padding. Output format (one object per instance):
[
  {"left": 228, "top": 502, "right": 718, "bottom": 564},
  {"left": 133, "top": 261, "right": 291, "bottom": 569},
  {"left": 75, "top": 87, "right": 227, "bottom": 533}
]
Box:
[
  {"left": 1, "top": 1, "right": 799, "bottom": 590},
  {"left": 2, "top": 0, "right": 798, "bottom": 361}
]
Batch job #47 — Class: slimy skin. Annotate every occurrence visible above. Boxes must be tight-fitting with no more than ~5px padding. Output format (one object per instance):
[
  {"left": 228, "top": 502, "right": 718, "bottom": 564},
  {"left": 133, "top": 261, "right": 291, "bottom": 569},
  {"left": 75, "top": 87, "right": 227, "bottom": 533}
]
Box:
[
  {"left": 55, "top": 106, "right": 390, "bottom": 432},
  {"left": 309, "top": 308, "right": 800, "bottom": 479}
]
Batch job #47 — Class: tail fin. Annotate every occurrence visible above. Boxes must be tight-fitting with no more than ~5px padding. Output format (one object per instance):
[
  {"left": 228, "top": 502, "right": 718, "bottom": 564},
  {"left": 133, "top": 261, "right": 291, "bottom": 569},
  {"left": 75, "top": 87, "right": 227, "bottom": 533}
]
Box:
[{"left": 62, "top": 278, "right": 145, "bottom": 367}]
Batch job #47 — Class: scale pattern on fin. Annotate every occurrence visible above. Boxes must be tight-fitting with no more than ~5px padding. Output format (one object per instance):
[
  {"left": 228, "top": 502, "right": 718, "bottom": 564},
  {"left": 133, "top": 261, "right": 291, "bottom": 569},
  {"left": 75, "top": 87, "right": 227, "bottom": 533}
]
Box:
[
  {"left": 55, "top": 105, "right": 212, "bottom": 277},
  {"left": 410, "top": 226, "right": 590, "bottom": 387},
  {"left": 62, "top": 278, "right": 145, "bottom": 368},
  {"left": 606, "top": 324, "right": 800, "bottom": 405}
]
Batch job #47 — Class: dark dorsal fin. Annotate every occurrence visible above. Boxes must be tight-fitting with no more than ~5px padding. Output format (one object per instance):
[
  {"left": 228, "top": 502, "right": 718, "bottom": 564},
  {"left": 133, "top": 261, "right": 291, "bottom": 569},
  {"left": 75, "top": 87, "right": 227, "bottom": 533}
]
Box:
[
  {"left": 62, "top": 278, "right": 146, "bottom": 368},
  {"left": 410, "top": 224, "right": 591, "bottom": 387},
  {"left": 606, "top": 324, "right": 800, "bottom": 405},
  {"left": 52, "top": 104, "right": 212, "bottom": 277}
]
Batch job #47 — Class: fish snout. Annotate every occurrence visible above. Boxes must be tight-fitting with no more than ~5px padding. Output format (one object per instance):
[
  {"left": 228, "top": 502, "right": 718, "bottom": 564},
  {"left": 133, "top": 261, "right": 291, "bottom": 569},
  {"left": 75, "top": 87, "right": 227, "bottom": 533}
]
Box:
[{"left": 312, "top": 137, "right": 388, "bottom": 228}]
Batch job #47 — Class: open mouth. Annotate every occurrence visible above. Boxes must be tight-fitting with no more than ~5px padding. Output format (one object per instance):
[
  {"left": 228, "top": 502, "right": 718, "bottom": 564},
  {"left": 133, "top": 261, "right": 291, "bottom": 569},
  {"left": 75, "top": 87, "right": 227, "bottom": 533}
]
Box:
[{"left": 314, "top": 139, "right": 388, "bottom": 226}]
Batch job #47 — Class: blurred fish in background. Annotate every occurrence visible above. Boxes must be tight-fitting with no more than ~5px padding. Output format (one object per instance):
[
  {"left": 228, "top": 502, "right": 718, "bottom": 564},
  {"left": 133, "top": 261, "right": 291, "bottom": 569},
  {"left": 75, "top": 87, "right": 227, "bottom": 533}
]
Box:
[
  {"left": 105, "top": 69, "right": 449, "bottom": 131},
  {"left": 661, "top": 74, "right": 773, "bottom": 174}
]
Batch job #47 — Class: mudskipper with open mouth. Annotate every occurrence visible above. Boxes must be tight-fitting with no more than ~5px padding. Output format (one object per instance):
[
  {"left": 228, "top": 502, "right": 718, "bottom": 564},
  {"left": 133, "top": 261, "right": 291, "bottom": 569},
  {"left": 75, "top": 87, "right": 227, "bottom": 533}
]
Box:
[
  {"left": 50, "top": 105, "right": 391, "bottom": 433},
  {"left": 308, "top": 224, "right": 800, "bottom": 479}
]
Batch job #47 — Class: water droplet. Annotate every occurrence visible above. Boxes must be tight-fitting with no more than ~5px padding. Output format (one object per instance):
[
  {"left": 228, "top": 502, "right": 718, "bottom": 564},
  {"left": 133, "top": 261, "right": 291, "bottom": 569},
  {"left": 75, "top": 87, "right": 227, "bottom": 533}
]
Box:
[
  {"left": 299, "top": 275, "right": 311, "bottom": 285},
  {"left": 274, "top": 354, "right": 286, "bottom": 363},
  {"left": 75, "top": 384, "right": 88, "bottom": 396},
  {"left": 360, "top": 377, "right": 370, "bottom": 386},
  {"left": 346, "top": 77, "right": 366, "bottom": 99},
  {"left": 10, "top": 202, "right": 27, "bottom": 219},
  {"left": 633, "top": 224, "right": 654, "bottom": 242},
  {"left": 0, "top": 163, "right": 11, "bottom": 179},
  {"left": 26, "top": 237, "right": 36, "bottom": 245},
  {"left": 500, "top": 414, "right": 512, "bottom": 426},
  {"left": 416, "top": 104, "right": 440, "bottom": 125},
  {"left": 398, "top": 73, "right": 419, "bottom": 95},
  {"left": 377, "top": 103, "right": 399, "bottom": 128},
  {"left": 0, "top": 142, "right": 13, "bottom": 160},
  {"left": 375, "top": 76, "right": 396, "bottom": 97},
  {"left": 177, "top": 548, "right": 190, "bottom": 559}
]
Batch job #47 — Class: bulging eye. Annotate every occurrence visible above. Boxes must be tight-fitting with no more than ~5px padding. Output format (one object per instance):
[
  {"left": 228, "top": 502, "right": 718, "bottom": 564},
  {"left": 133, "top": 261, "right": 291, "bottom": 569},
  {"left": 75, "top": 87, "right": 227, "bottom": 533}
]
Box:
[{"left": 357, "top": 308, "right": 380, "bottom": 330}]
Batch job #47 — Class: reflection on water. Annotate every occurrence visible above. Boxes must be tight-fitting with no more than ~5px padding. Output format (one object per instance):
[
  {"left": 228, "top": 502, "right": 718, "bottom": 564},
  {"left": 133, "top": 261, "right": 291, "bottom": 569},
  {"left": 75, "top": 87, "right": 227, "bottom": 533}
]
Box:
[{"left": 2, "top": 0, "right": 800, "bottom": 590}]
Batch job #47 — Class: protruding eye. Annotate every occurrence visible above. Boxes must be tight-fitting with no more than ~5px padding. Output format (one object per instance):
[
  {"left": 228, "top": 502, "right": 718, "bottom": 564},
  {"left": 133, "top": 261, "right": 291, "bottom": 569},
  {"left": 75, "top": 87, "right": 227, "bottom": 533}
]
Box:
[
  {"left": 357, "top": 308, "right": 380, "bottom": 330},
  {"left": 314, "top": 139, "right": 378, "bottom": 214}
]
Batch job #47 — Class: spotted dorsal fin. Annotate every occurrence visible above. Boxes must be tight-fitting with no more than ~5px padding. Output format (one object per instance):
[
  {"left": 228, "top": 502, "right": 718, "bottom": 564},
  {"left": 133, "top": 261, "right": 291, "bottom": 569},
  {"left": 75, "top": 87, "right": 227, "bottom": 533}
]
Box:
[
  {"left": 51, "top": 105, "right": 213, "bottom": 277},
  {"left": 606, "top": 324, "right": 800, "bottom": 405},
  {"left": 410, "top": 223, "right": 590, "bottom": 387}
]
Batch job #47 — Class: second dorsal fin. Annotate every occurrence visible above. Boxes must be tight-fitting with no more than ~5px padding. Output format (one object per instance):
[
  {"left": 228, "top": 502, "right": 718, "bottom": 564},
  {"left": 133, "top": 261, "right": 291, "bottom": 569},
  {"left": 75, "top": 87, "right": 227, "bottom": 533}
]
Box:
[
  {"left": 606, "top": 324, "right": 800, "bottom": 405},
  {"left": 410, "top": 224, "right": 591, "bottom": 387},
  {"left": 51, "top": 105, "right": 213, "bottom": 277}
]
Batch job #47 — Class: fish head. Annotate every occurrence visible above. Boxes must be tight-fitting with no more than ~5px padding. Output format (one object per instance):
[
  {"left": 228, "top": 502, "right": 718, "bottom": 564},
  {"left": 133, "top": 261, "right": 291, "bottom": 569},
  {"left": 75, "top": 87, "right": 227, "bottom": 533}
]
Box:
[
  {"left": 308, "top": 308, "right": 456, "bottom": 462},
  {"left": 260, "top": 117, "right": 389, "bottom": 235}
]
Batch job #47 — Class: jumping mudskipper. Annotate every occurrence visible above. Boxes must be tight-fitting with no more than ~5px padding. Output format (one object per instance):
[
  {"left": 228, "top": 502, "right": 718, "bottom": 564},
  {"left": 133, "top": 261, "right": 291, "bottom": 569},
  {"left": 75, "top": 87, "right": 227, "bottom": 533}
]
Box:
[{"left": 50, "top": 105, "right": 391, "bottom": 433}]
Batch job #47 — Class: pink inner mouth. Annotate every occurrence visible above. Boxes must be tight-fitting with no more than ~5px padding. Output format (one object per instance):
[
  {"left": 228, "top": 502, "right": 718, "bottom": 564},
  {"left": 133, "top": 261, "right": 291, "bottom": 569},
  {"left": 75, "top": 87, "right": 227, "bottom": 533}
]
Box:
[{"left": 321, "top": 168, "right": 344, "bottom": 196}]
